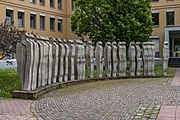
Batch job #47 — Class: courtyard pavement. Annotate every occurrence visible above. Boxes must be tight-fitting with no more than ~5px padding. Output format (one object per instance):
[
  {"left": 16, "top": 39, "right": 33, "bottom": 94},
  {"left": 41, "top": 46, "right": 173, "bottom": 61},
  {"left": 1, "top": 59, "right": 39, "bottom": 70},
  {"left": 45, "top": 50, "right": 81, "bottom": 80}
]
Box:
[{"left": 1, "top": 69, "right": 180, "bottom": 120}]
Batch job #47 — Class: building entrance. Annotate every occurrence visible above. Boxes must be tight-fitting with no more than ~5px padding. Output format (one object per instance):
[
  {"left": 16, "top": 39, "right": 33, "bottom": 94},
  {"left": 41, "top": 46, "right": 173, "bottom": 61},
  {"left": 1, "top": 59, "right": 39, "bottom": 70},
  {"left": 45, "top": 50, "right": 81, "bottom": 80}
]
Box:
[{"left": 169, "top": 31, "right": 180, "bottom": 58}]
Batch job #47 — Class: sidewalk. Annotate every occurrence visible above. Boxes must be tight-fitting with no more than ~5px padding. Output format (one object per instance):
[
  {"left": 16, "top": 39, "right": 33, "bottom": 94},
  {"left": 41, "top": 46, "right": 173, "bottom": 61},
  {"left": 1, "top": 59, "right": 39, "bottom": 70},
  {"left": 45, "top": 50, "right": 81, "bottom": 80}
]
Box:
[
  {"left": 157, "top": 68, "right": 180, "bottom": 120},
  {"left": 0, "top": 99, "right": 36, "bottom": 120}
]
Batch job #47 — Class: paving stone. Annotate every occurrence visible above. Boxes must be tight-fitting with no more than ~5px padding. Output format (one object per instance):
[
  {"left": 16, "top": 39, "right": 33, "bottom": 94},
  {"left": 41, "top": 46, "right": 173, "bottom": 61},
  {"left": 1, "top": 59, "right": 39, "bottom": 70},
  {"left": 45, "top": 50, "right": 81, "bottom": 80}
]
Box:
[{"left": 29, "top": 77, "right": 179, "bottom": 119}]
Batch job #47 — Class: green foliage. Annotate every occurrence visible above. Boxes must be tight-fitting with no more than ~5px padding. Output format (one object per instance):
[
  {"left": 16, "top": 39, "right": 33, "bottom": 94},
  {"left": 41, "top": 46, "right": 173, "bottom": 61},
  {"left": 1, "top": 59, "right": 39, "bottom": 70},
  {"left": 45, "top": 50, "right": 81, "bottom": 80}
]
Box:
[
  {"left": 0, "top": 69, "right": 21, "bottom": 98},
  {"left": 71, "top": 0, "right": 153, "bottom": 44}
]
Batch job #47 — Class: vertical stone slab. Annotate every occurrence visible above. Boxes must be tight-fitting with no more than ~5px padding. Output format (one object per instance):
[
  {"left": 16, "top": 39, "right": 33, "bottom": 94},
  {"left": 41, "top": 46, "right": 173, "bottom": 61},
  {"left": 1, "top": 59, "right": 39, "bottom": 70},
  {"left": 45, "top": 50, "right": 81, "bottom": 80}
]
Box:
[
  {"left": 163, "top": 41, "right": 169, "bottom": 76},
  {"left": 57, "top": 38, "right": 65, "bottom": 82},
  {"left": 74, "top": 40, "right": 81, "bottom": 79},
  {"left": 46, "top": 40, "right": 53, "bottom": 85},
  {"left": 143, "top": 42, "right": 148, "bottom": 76},
  {"left": 80, "top": 41, "right": 86, "bottom": 79},
  {"left": 34, "top": 36, "right": 44, "bottom": 87},
  {"left": 111, "top": 42, "right": 118, "bottom": 77},
  {"left": 122, "top": 42, "right": 127, "bottom": 76},
  {"left": 95, "top": 41, "right": 103, "bottom": 78},
  {"left": 20, "top": 33, "right": 34, "bottom": 91},
  {"left": 104, "top": 42, "right": 112, "bottom": 77},
  {"left": 68, "top": 40, "right": 75, "bottom": 80},
  {"left": 16, "top": 42, "right": 26, "bottom": 83},
  {"left": 86, "top": 41, "right": 94, "bottom": 78},
  {"left": 28, "top": 34, "right": 39, "bottom": 90},
  {"left": 136, "top": 42, "right": 141, "bottom": 76},
  {"left": 118, "top": 42, "right": 123, "bottom": 77},
  {"left": 151, "top": 42, "right": 155, "bottom": 76},
  {"left": 74, "top": 40, "right": 78, "bottom": 79},
  {"left": 39, "top": 38, "right": 49, "bottom": 86},
  {"left": 118, "top": 42, "right": 127, "bottom": 77},
  {"left": 129, "top": 42, "right": 136, "bottom": 76},
  {"left": 62, "top": 39, "right": 69, "bottom": 81},
  {"left": 51, "top": 38, "right": 59, "bottom": 83},
  {"left": 147, "top": 42, "right": 152, "bottom": 76}
]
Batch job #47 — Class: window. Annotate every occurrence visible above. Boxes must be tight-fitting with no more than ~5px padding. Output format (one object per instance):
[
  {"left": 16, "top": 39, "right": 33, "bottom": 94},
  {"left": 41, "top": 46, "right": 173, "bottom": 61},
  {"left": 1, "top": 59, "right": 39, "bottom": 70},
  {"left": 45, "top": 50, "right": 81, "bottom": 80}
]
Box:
[
  {"left": 50, "top": 0, "right": 54, "bottom": 8},
  {"left": 30, "top": 0, "right": 36, "bottom": 3},
  {"left": 166, "top": 11, "right": 174, "bottom": 26},
  {"left": 6, "top": 9, "right": 13, "bottom": 26},
  {"left": 40, "top": 15, "right": 45, "bottom": 30},
  {"left": 30, "top": 14, "right": 36, "bottom": 28},
  {"left": 150, "top": 38, "right": 160, "bottom": 58},
  {"left": 18, "top": 11, "right": 24, "bottom": 27},
  {"left": 39, "top": 0, "right": 45, "bottom": 6},
  {"left": 152, "top": 12, "right": 159, "bottom": 27},
  {"left": 50, "top": 17, "right": 55, "bottom": 31},
  {"left": 58, "top": 0, "right": 62, "bottom": 10},
  {"left": 72, "top": 0, "right": 76, "bottom": 10},
  {"left": 58, "top": 18, "right": 62, "bottom": 32}
]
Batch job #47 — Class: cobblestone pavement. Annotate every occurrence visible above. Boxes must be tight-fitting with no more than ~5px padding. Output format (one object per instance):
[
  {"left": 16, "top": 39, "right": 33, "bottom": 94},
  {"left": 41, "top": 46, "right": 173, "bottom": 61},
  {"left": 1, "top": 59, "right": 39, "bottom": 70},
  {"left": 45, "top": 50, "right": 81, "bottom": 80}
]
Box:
[
  {"left": 32, "top": 77, "right": 180, "bottom": 120},
  {"left": 0, "top": 99, "right": 36, "bottom": 120}
]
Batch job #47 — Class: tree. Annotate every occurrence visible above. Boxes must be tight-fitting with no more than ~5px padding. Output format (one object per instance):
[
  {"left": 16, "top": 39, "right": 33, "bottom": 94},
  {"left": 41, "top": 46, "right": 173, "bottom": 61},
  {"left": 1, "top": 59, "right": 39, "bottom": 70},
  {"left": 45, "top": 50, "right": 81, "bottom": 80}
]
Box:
[
  {"left": 71, "top": 0, "right": 153, "bottom": 45},
  {"left": 0, "top": 20, "right": 23, "bottom": 60}
]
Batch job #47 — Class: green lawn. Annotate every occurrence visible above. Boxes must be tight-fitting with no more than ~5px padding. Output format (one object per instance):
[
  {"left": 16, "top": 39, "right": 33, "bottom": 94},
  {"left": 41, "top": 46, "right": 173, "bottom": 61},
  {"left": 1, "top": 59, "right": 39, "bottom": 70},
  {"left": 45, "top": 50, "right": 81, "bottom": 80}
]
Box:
[{"left": 0, "top": 69, "right": 21, "bottom": 98}]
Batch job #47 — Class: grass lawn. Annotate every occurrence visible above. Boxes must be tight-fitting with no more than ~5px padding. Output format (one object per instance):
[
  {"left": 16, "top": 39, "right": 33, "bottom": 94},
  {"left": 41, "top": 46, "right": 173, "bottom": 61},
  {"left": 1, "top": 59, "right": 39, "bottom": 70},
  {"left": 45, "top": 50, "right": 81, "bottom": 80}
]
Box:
[{"left": 0, "top": 69, "right": 21, "bottom": 98}]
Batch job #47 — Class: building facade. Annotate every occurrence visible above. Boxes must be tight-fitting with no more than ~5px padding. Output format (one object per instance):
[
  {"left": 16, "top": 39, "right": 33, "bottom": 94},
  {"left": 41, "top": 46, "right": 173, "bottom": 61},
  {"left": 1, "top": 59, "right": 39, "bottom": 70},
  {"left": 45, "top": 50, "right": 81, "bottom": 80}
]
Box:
[
  {"left": 151, "top": 0, "right": 180, "bottom": 58},
  {"left": 0, "top": 0, "right": 179, "bottom": 58},
  {"left": 0, "top": 0, "right": 78, "bottom": 39}
]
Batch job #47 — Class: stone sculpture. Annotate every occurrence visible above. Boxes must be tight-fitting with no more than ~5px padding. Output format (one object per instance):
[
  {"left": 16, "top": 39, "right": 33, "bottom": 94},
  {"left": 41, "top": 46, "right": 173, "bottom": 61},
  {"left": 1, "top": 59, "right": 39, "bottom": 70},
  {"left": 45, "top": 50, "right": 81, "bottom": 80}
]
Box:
[
  {"left": 51, "top": 37, "right": 59, "bottom": 83},
  {"left": 104, "top": 42, "right": 112, "bottom": 77},
  {"left": 118, "top": 42, "right": 127, "bottom": 77},
  {"left": 163, "top": 41, "right": 169, "bottom": 76},
  {"left": 129, "top": 42, "right": 136, "bottom": 76},
  {"left": 62, "top": 39, "right": 69, "bottom": 81},
  {"left": 17, "top": 33, "right": 167, "bottom": 91},
  {"left": 30, "top": 35, "right": 40, "bottom": 90},
  {"left": 143, "top": 42, "right": 148, "bottom": 76},
  {"left": 111, "top": 42, "right": 118, "bottom": 77},
  {"left": 80, "top": 41, "right": 86, "bottom": 79},
  {"left": 86, "top": 41, "right": 94, "bottom": 78},
  {"left": 68, "top": 40, "right": 75, "bottom": 80},
  {"left": 19, "top": 33, "right": 34, "bottom": 91},
  {"left": 74, "top": 40, "right": 79, "bottom": 79},
  {"left": 147, "top": 42, "right": 152, "bottom": 76},
  {"left": 57, "top": 38, "right": 65, "bottom": 82},
  {"left": 46, "top": 39, "right": 53, "bottom": 85},
  {"left": 136, "top": 42, "right": 141, "bottom": 76},
  {"left": 151, "top": 42, "right": 155, "bottom": 76},
  {"left": 95, "top": 41, "right": 103, "bottom": 78}
]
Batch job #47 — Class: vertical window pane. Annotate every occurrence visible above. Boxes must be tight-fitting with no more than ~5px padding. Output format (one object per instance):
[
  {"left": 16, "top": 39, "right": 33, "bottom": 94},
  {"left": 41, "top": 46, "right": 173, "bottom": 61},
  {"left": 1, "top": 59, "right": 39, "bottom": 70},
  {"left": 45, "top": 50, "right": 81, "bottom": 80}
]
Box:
[
  {"left": 167, "top": 11, "right": 174, "bottom": 26},
  {"left": 50, "top": 18, "right": 55, "bottom": 31},
  {"left": 152, "top": 12, "right": 159, "bottom": 26},
  {"left": 30, "top": 14, "right": 36, "bottom": 28},
  {"left": 58, "top": 19, "right": 62, "bottom": 32},
  {"left": 18, "top": 12, "right": 24, "bottom": 27},
  {"left": 72, "top": 0, "right": 76, "bottom": 10},
  {"left": 58, "top": 0, "right": 62, "bottom": 10},
  {"left": 6, "top": 9, "right": 13, "bottom": 26},
  {"left": 50, "top": 0, "right": 54, "bottom": 8},
  {"left": 39, "top": 0, "right": 45, "bottom": 6},
  {"left": 40, "top": 16, "right": 45, "bottom": 29}
]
